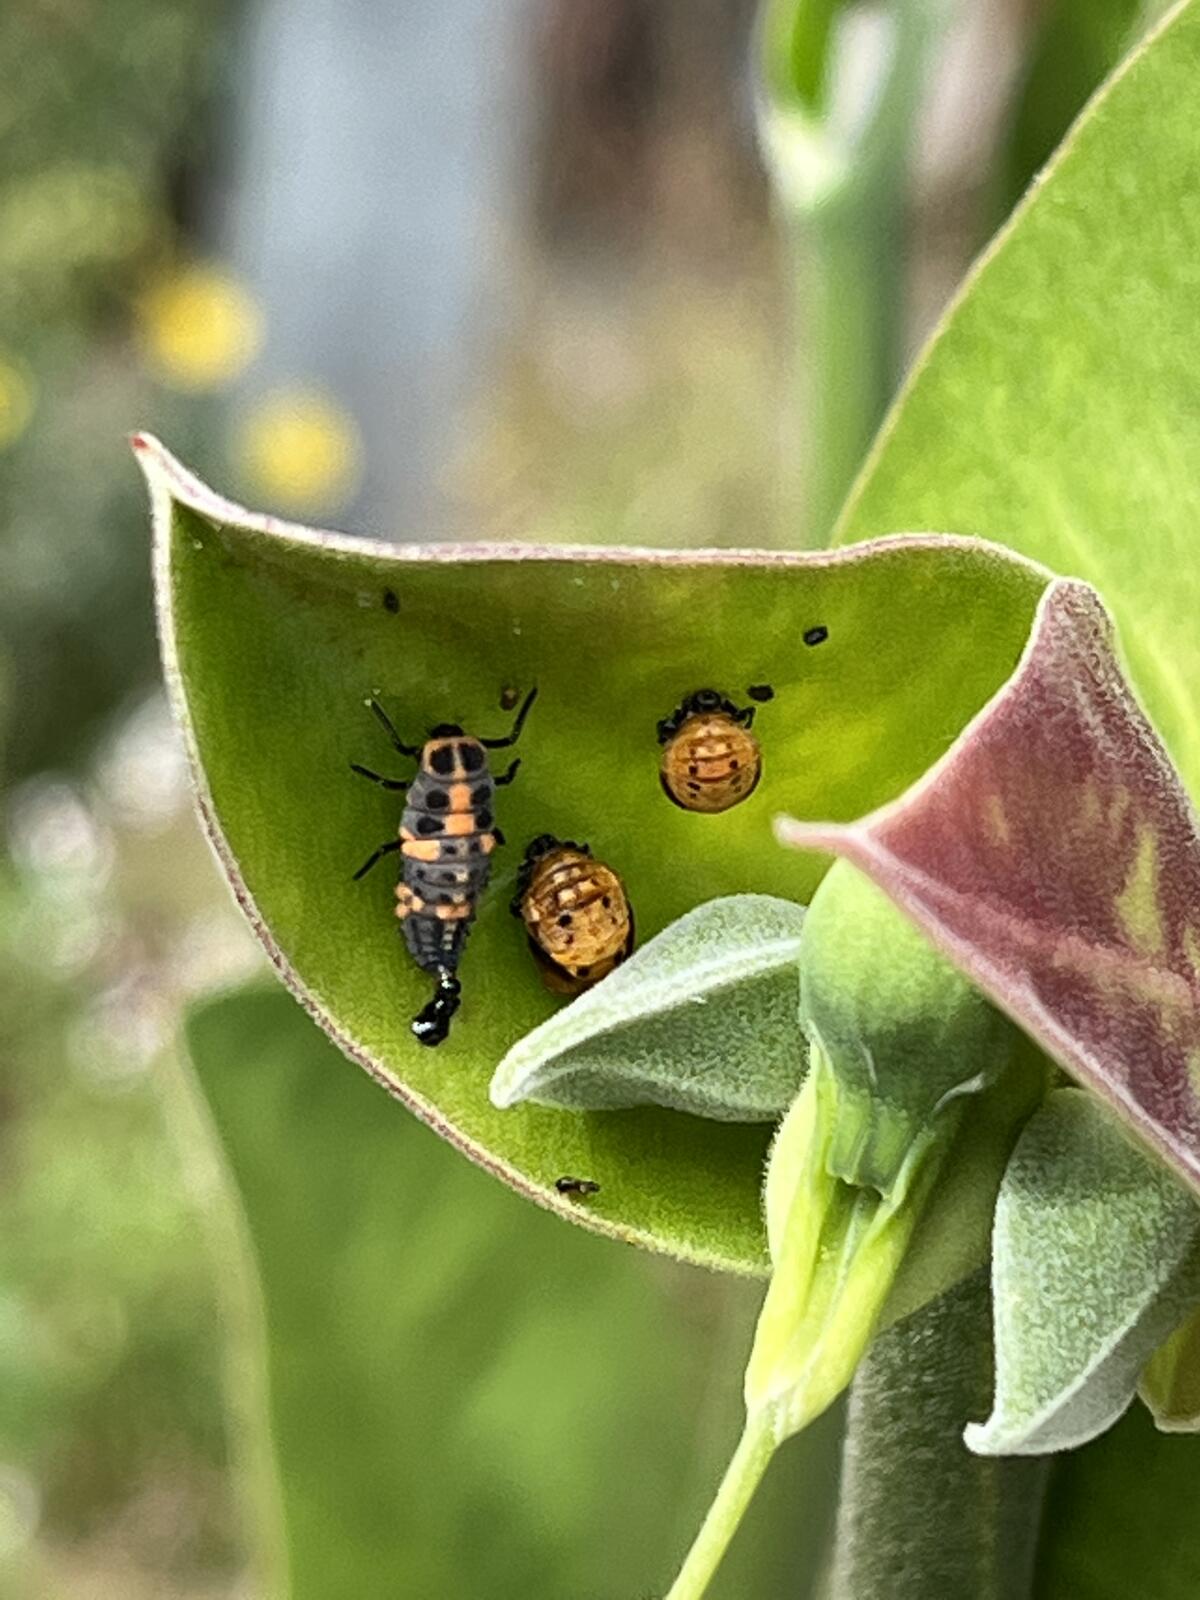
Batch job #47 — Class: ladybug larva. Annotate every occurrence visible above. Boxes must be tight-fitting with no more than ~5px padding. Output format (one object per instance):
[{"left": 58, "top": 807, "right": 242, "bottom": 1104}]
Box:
[
  {"left": 351, "top": 686, "right": 537, "bottom": 1045},
  {"left": 512, "top": 835, "right": 634, "bottom": 994},
  {"left": 657, "top": 687, "right": 767, "bottom": 813}
]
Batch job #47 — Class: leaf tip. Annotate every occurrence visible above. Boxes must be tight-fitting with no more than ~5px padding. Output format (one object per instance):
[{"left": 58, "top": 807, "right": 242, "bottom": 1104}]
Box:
[
  {"left": 488, "top": 1073, "right": 518, "bottom": 1111},
  {"left": 961, "top": 1419, "right": 1003, "bottom": 1456},
  {"left": 773, "top": 813, "right": 855, "bottom": 856}
]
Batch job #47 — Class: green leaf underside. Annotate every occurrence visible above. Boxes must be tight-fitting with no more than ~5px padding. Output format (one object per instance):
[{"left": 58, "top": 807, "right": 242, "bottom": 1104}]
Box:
[
  {"left": 141, "top": 436, "right": 1045, "bottom": 1271},
  {"left": 490, "top": 895, "right": 808, "bottom": 1121},
  {"left": 840, "top": 0, "right": 1200, "bottom": 809},
  {"left": 184, "top": 986, "right": 837, "bottom": 1600},
  {"left": 967, "top": 1089, "right": 1200, "bottom": 1457}
]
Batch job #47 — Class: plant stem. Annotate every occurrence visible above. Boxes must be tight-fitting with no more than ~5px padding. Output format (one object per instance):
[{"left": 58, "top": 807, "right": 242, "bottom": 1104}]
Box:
[
  {"left": 830, "top": 1271, "right": 1049, "bottom": 1600},
  {"left": 757, "top": 0, "right": 949, "bottom": 544},
  {"left": 790, "top": 188, "right": 901, "bottom": 548},
  {"left": 663, "top": 1407, "right": 779, "bottom": 1600}
]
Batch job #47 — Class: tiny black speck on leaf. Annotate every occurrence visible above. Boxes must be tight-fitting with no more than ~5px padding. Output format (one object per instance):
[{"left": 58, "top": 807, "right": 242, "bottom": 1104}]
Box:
[
  {"left": 747, "top": 683, "right": 775, "bottom": 702},
  {"left": 383, "top": 588, "right": 400, "bottom": 613},
  {"left": 803, "top": 624, "right": 829, "bottom": 647},
  {"left": 499, "top": 684, "right": 520, "bottom": 711},
  {"left": 555, "top": 1176, "right": 600, "bottom": 1196}
]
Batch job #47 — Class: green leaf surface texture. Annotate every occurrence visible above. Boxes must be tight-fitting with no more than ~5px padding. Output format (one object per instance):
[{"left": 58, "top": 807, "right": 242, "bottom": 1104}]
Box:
[
  {"left": 491, "top": 894, "right": 808, "bottom": 1121},
  {"left": 183, "top": 986, "right": 842, "bottom": 1600},
  {"left": 141, "top": 435, "right": 1045, "bottom": 1271},
  {"left": 967, "top": 1088, "right": 1200, "bottom": 1456}
]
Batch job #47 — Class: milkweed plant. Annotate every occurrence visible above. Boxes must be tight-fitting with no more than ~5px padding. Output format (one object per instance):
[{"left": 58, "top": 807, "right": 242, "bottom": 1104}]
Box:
[{"left": 140, "top": 2, "right": 1200, "bottom": 1595}]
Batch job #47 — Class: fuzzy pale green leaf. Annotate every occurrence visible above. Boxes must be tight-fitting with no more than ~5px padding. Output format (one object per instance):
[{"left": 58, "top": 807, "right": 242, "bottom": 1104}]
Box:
[
  {"left": 966, "top": 1089, "right": 1200, "bottom": 1458},
  {"left": 139, "top": 435, "right": 1046, "bottom": 1272},
  {"left": 491, "top": 894, "right": 807, "bottom": 1121}
]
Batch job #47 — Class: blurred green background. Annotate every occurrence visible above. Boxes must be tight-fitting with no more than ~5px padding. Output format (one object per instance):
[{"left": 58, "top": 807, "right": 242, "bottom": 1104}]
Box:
[{"left": 0, "top": 1, "right": 1151, "bottom": 1594}]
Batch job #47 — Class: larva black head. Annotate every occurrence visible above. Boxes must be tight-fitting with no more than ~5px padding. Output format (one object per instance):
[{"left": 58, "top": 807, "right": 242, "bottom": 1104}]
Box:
[
  {"left": 411, "top": 969, "right": 462, "bottom": 1047},
  {"left": 428, "top": 722, "right": 465, "bottom": 738}
]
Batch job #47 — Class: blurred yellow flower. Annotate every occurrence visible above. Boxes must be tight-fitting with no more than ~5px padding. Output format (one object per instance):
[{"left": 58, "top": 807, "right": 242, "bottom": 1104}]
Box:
[
  {"left": 136, "top": 263, "right": 263, "bottom": 391},
  {"left": 237, "top": 388, "right": 362, "bottom": 511},
  {"left": 0, "top": 355, "right": 35, "bottom": 449}
]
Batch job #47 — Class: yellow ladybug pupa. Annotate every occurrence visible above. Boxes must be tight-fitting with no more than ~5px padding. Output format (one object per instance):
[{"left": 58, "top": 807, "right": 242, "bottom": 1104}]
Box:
[
  {"left": 657, "top": 687, "right": 765, "bottom": 813},
  {"left": 513, "top": 835, "right": 634, "bottom": 995}
]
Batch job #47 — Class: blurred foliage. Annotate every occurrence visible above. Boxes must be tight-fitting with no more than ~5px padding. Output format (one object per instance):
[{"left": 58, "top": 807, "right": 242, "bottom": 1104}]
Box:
[
  {"left": 1036, "top": 1402, "right": 1200, "bottom": 1598},
  {"left": 0, "top": 0, "right": 234, "bottom": 786},
  {"left": 455, "top": 272, "right": 788, "bottom": 550},
  {"left": 188, "top": 985, "right": 843, "bottom": 1600},
  {"left": 0, "top": 745, "right": 260, "bottom": 1597},
  {"left": 237, "top": 388, "right": 363, "bottom": 513}
]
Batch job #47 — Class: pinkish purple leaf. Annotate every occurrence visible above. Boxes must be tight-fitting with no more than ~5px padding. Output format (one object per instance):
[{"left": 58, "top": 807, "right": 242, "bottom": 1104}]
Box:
[{"left": 778, "top": 579, "right": 1200, "bottom": 1195}]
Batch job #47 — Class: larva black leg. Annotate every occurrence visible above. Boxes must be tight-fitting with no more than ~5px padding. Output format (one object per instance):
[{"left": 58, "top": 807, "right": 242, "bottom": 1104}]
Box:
[
  {"left": 481, "top": 685, "right": 538, "bottom": 749},
  {"left": 353, "top": 837, "right": 403, "bottom": 880},
  {"left": 367, "top": 696, "right": 421, "bottom": 758},
  {"left": 350, "top": 762, "right": 410, "bottom": 791},
  {"left": 411, "top": 969, "right": 461, "bottom": 1046},
  {"left": 492, "top": 826, "right": 507, "bottom": 847},
  {"left": 493, "top": 758, "right": 521, "bottom": 786},
  {"left": 735, "top": 705, "right": 756, "bottom": 728}
]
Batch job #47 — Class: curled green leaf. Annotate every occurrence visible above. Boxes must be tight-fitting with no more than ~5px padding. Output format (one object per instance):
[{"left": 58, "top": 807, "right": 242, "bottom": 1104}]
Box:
[
  {"left": 490, "top": 894, "right": 807, "bottom": 1121},
  {"left": 138, "top": 434, "right": 1046, "bottom": 1270},
  {"left": 966, "top": 1088, "right": 1200, "bottom": 1458}
]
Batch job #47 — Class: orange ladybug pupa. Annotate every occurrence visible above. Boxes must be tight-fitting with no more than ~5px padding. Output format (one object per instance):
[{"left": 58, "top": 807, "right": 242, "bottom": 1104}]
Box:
[
  {"left": 657, "top": 687, "right": 766, "bottom": 814},
  {"left": 513, "top": 835, "right": 634, "bottom": 995}
]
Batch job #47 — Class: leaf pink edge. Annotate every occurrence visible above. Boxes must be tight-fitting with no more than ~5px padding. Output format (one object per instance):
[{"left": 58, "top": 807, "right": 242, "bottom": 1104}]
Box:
[{"left": 778, "top": 579, "right": 1200, "bottom": 1195}]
